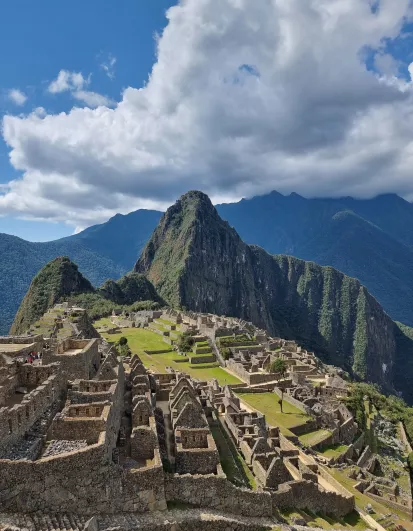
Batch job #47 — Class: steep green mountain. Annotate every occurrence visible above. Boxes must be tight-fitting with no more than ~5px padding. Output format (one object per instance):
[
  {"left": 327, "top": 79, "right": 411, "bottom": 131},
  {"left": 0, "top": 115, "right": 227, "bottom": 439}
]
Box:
[
  {"left": 217, "top": 192, "right": 413, "bottom": 325},
  {"left": 3, "top": 191, "right": 413, "bottom": 335},
  {"left": 10, "top": 257, "right": 95, "bottom": 335},
  {"left": 136, "top": 191, "right": 413, "bottom": 402},
  {"left": 11, "top": 257, "right": 163, "bottom": 335},
  {"left": 0, "top": 209, "right": 161, "bottom": 334}
]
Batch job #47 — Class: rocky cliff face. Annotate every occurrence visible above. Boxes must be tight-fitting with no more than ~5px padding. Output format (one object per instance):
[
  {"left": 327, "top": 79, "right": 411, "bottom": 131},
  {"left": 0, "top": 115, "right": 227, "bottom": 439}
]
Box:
[
  {"left": 10, "top": 256, "right": 95, "bottom": 335},
  {"left": 135, "top": 191, "right": 410, "bottom": 396}
]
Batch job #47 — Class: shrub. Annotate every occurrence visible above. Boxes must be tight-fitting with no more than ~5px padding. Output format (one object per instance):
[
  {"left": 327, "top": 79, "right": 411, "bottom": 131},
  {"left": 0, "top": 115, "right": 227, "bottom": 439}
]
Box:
[
  {"left": 270, "top": 358, "right": 288, "bottom": 376},
  {"left": 177, "top": 332, "right": 195, "bottom": 353},
  {"left": 221, "top": 347, "right": 231, "bottom": 360}
]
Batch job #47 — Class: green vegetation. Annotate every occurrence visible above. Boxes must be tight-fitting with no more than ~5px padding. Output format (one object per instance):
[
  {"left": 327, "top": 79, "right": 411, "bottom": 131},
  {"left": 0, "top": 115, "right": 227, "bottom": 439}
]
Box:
[
  {"left": 327, "top": 466, "right": 411, "bottom": 521},
  {"left": 176, "top": 331, "right": 195, "bottom": 353},
  {"left": 101, "top": 327, "right": 169, "bottom": 353},
  {"left": 345, "top": 382, "right": 413, "bottom": 442},
  {"left": 278, "top": 508, "right": 367, "bottom": 530},
  {"left": 101, "top": 327, "right": 241, "bottom": 385},
  {"left": 221, "top": 347, "right": 231, "bottom": 360},
  {"left": 298, "top": 429, "right": 332, "bottom": 447},
  {"left": 210, "top": 421, "right": 255, "bottom": 489},
  {"left": 133, "top": 191, "right": 413, "bottom": 400},
  {"left": 270, "top": 358, "right": 288, "bottom": 376},
  {"left": 116, "top": 336, "right": 129, "bottom": 356},
  {"left": 317, "top": 444, "right": 348, "bottom": 459},
  {"left": 11, "top": 255, "right": 163, "bottom": 335},
  {"left": 217, "top": 334, "right": 255, "bottom": 347},
  {"left": 10, "top": 257, "right": 95, "bottom": 335},
  {"left": 236, "top": 392, "right": 310, "bottom": 436}
]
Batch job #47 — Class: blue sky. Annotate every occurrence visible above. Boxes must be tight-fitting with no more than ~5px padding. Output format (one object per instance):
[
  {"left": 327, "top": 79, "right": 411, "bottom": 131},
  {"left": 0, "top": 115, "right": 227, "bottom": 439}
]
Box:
[
  {"left": 1, "top": 0, "right": 413, "bottom": 243},
  {"left": 0, "top": 0, "right": 175, "bottom": 241}
]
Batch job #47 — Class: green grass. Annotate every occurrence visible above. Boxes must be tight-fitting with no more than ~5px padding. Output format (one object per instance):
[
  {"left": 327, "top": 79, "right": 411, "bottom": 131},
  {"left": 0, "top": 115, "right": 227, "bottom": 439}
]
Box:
[
  {"left": 210, "top": 420, "right": 256, "bottom": 489},
  {"left": 298, "top": 429, "right": 332, "bottom": 447},
  {"left": 102, "top": 327, "right": 170, "bottom": 352},
  {"left": 102, "top": 327, "right": 241, "bottom": 385},
  {"left": 318, "top": 444, "right": 348, "bottom": 458},
  {"left": 236, "top": 392, "right": 310, "bottom": 435},
  {"left": 327, "top": 466, "right": 412, "bottom": 523},
  {"left": 156, "top": 318, "right": 176, "bottom": 326},
  {"left": 94, "top": 316, "right": 112, "bottom": 328},
  {"left": 279, "top": 508, "right": 367, "bottom": 530}
]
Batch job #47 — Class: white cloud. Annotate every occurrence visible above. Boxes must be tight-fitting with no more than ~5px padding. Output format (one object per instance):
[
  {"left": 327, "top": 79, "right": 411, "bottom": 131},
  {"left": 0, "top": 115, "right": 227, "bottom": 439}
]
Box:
[
  {"left": 8, "top": 89, "right": 27, "bottom": 106},
  {"left": 2, "top": 0, "right": 413, "bottom": 227},
  {"left": 72, "top": 90, "right": 116, "bottom": 108},
  {"left": 100, "top": 54, "right": 117, "bottom": 80},
  {"left": 48, "top": 70, "right": 87, "bottom": 94}
]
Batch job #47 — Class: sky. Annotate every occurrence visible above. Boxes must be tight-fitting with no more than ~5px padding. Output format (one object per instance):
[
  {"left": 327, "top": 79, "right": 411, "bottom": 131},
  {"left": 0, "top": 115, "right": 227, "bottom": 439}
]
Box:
[{"left": 2, "top": 0, "right": 413, "bottom": 242}]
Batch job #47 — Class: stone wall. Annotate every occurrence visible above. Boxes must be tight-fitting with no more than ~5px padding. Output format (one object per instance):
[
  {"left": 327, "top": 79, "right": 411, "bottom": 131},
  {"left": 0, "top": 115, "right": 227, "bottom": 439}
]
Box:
[
  {"left": 273, "top": 387, "right": 310, "bottom": 414},
  {"left": 0, "top": 373, "right": 63, "bottom": 453},
  {"left": 0, "top": 437, "right": 167, "bottom": 514},
  {"left": 165, "top": 474, "right": 273, "bottom": 517},
  {"left": 271, "top": 479, "right": 355, "bottom": 517},
  {"left": 50, "top": 404, "right": 109, "bottom": 444},
  {"left": 189, "top": 355, "right": 216, "bottom": 364},
  {"left": 43, "top": 339, "right": 100, "bottom": 380},
  {"left": 17, "top": 362, "right": 59, "bottom": 387}
]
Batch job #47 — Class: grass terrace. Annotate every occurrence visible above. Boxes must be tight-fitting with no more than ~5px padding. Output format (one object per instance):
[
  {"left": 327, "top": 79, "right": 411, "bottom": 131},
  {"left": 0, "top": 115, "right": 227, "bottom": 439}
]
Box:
[
  {"left": 100, "top": 327, "right": 241, "bottom": 385},
  {"left": 278, "top": 508, "right": 368, "bottom": 530},
  {"left": 236, "top": 392, "right": 310, "bottom": 436},
  {"left": 298, "top": 429, "right": 332, "bottom": 447},
  {"left": 326, "top": 466, "right": 413, "bottom": 526},
  {"left": 94, "top": 317, "right": 113, "bottom": 328},
  {"left": 317, "top": 444, "right": 349, "bottom": 459}
]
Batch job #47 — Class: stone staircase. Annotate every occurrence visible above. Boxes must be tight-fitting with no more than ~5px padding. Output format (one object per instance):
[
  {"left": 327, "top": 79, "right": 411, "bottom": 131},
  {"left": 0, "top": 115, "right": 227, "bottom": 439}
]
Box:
[
  {"left": 0, "top": 510, "right": 280, "bottom": 531},
  {"left": 0, "top": 513, "right": 89, "bottom": 531}
]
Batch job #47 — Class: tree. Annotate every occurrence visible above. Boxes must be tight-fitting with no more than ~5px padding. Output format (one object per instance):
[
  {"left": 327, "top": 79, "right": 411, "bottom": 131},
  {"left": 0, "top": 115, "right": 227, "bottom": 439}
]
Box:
[
  {"left": 177, "top": 332, "right": 195, "bottom": 353},
  {"left": 117, "top": 336, "right": 129, "bottom": 356},
  {"left": 270, "top": 357, "right": 288, "bottom": 378}
]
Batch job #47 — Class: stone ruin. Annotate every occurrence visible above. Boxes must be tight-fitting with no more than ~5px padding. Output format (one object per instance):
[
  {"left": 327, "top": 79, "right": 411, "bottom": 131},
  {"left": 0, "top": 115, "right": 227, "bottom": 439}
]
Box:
[{"left": 1, "top": 305, "right": 410, "bottom": 530}]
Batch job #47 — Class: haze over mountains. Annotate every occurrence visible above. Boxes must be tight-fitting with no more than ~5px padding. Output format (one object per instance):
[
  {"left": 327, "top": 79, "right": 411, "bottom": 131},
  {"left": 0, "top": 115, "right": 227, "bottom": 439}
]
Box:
[{"left": 2, "top": 191, "right": 413, "bottom": 336}]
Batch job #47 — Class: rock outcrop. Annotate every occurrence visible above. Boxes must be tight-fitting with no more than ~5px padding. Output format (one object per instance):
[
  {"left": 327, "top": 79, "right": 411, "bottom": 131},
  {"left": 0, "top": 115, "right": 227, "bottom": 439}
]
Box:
[{"left": 135, "top": 191, "right": 413, "bottom": 399}]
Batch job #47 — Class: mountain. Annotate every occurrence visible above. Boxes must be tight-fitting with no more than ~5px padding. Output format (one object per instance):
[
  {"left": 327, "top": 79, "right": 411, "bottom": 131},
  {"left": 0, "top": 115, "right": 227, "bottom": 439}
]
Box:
[
  {"left": 11, "top": 257, "right": 163, "bottom": 335},
  {"left": 135, "top": 191, "right": 413, "bottom": 402},
  {"left": 59, "top": 209, "right": 162, "bottom": 270},
  {"left": 0, "top": 209, "right": 162, "bottom": 334},
  {"left": 217, "top": 192, "right": 413, "bottom": 325},
  {"left": 10, "top": 257, "right": 95, "bottom": 335},
  {"left": 3, "top": 191, "right": 413, "bottom": 335}
]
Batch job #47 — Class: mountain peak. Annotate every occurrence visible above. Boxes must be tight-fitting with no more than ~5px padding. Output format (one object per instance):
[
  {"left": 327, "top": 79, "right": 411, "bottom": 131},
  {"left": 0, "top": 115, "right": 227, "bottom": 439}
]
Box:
[{"left": 10, "top": 256, "right": 94, "bottom": 335}]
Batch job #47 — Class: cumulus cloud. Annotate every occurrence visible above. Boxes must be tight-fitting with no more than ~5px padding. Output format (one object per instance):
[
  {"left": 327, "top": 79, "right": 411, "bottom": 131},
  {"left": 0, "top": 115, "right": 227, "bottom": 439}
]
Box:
[
  {"left": 72, "top": 90, "right": 116, "bottom": 108},
  {"left": 47, "top": 69, "right": 114, "bottom": 109},
  {"left": 48, "top": 70, "right": 87, "bottom": 93},
  {"left": 100, "top": 54, "right": 117, "bottom": 80},
  {"left": 8, "top": 89, "right": 27, "bottom": 106},
  {"left": 2, "top": 0, "right": 413, "bottom": 227}
]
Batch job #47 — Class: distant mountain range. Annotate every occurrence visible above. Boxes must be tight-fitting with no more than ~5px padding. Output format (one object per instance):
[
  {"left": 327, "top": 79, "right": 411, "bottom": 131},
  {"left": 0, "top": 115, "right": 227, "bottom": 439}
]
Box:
[
  {"left": 13, "top": 191, "right": 413, "bottom": 403},
  {"left": 2, "top": 191, "right": 413, "bottom": 335}
]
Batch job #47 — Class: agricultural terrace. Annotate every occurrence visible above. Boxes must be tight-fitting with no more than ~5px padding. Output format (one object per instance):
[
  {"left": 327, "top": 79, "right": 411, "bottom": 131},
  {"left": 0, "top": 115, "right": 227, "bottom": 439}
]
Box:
[
  {"left": 99, "top": 326, "right": 242, "bottom": 386},
  {"left": 236, "top": 392, "right": 310, "bottom": 436}
]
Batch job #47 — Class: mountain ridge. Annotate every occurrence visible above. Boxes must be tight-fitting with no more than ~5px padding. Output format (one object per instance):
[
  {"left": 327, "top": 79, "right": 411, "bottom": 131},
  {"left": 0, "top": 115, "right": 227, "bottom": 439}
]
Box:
[
  {"left": 135, "top": 190, "right": 413, "bottom": 402},
  {"left": 2, "top": 190, "right": 413, "bottom": 334},
  {"left": 10, "top": 256, "right": 163, "bottom": 335}
]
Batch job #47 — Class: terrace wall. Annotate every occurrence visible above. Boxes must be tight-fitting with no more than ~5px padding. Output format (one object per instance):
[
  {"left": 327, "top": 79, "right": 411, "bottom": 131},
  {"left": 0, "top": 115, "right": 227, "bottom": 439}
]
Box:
[{"left": 165, "top": 473, "right": 273, "bottom": 517}]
